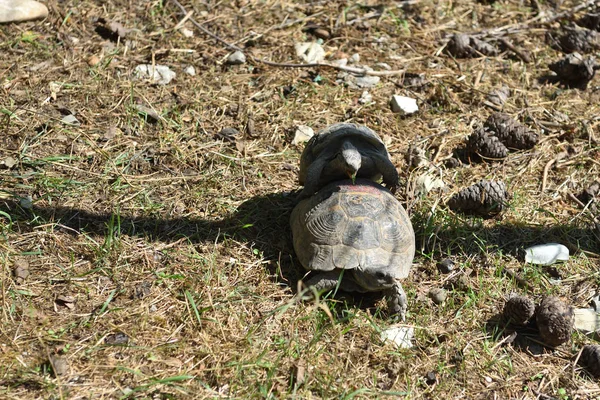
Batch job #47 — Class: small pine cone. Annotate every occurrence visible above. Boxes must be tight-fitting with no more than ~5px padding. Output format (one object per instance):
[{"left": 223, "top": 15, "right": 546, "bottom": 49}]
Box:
[
  {"left": 484, "top": 113, "right": 538, "bottom": 150},
  {"left": 447, "top": 180, "right": 509, "bottom": 217},
  {"left": 578, "top": 13, "right": 600, "bottom": 31},
  {"left": 447, "top": 33, "right": 472, "bottom": 58},
  {"left": 469, "top": 37, "right": 498, "bottom": 56},
  {"left": 580, "top": 344, "right": 600, "bottom": 378},
  {"left": 558, "top": 27, "right": 600, "bottom": 53},
  {"left": 502, "top": 295, "right": 535, "bottom": 325},
  {"left": 536, "top": 296, "right": 574, "bottom": 347},
  {"left": 467, "top": 128, "right": 508, "bottom": 159},
  {"left": 549, "top": 53, "right": 597, "bottom": 87}
]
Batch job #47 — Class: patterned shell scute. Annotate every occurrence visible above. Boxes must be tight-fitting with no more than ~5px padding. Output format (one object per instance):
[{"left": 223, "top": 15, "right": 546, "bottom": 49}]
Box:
[{"left": 291, "top": 179, "right": 415, "bottom": 278}]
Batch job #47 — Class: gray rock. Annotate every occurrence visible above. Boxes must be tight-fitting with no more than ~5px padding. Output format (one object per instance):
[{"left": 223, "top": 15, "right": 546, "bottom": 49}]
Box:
[
  {"left": 226, "top": 50, "right": 246, "bottom": 65},
  {"left": 428, "top": 288, "right": 447, "bottom": 304},
  {"left": 0, "top": 0, "right": 48, "bottom": 23}
]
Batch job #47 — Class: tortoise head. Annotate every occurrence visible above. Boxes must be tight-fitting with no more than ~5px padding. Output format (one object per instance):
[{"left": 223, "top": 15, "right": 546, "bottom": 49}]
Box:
[
  {"left": 338, "top": 141, "right": 361, "bottom": 183},
  {"left": 351, "top": 267, "right": 397, "bottom": 291}
]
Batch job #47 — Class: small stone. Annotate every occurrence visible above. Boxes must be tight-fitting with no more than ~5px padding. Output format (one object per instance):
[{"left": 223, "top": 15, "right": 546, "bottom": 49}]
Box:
[
  {"left": 56, "top": 295, "right": 75, "bottom": 310},
  {"left": 49, "top": 354, "right": 69, "bottom": 376},
  {"left": 61, "top": 114, "right": 80, "bottom": 126},
  {"left": 179, "top": 27, "right": 194, "bottom": 38},
  {"left": 295, "top": 42, "right": 325, "bottom": 63},
  {"left": 134, "top": 64, "right": 176, "bottom": 85},
  {"left": 349, "top": 53, "right": 360, "bottom": 64},
  {"left": 1, "top": 156, "right": 17, "bottom": 169},
  {"left": 292, "top": 125, "right": 314, "bottom": 145},
  {"left": 216, "top": 127, "right": 241, "bottom": 142},
  {"left": 13, "top": 259, "right": 29, "bottom": 283},
  {"left": 19, "top": 196, "right": 32, "bottom": 209},
  {"left": 105, "top": 332, "right": 130, "bottom": 345},
  {"left": 524, "top": 243, "right": 569, "bottom": 266},
  {"left": 87, "top": 55, "right": 101, "bottom": 66},
  {"left": 0, "top": 0, "right": 48, "bottom": 23},
  {"left": 390, "top": 95, "right": 418, "bottom": 115},
  {"left": 380, "top": 325, "right": 414, "bottom": 349},
  {"left": 134, "top": 105, "right": 160, "bottom": 122},
  {"left": 438, "top": 258, "right": 455, "bottom": 274},
  {"left": 536, "top": 296, "right": 574, "bottom": 347},
  {"left": 428, "top": 288, "right": 447, "bottom": 304},
  {"left": 226, "top": 50, "right": 246, "bottom": 65},
  {"left": 184, "top": 65, "right": 196, "bottom": 76},
  {"left": 487, "top": 85, "right": 510, "bottom": 107},
  {"left": 376, "top": 62, "right": 391, "bottom": 70},
  {"left": 312, "top": 28, "right": 330, "bottom": 40},
  {"left": 358, "top": 90, "right": 372, "bottom": 104},
  {"left": 425, "top": 371, "right": 437, "bottom": 385},
  {"left": 353, "top": 75, "right": 380, "bottom": 89}
]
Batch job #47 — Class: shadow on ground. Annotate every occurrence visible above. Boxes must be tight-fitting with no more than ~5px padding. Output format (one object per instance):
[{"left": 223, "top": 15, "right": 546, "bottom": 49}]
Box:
[{"left": 2, "top": 196, "right": 598, "bottom": 296}]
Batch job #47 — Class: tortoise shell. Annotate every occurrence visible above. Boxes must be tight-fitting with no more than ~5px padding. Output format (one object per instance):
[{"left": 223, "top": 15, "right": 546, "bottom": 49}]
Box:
[
  {"left": 290, "top": 179, "right": 415, "bottom": 281},
  {"left": 298, "top": 123, "right": 389, "bottom": 185}
]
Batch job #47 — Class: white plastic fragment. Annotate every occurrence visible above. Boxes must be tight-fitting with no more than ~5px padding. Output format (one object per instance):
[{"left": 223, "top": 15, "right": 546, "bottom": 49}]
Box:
[
  {"left": 573, "top": 308, "right": 600, "bottom": 334},
  {"left": 292, "top": 125, "right": 314, "bottom": 145},
  {"left": 294, "top": 42, "right": 325, "bottom": 64},
  {"left": 390, "top": 95, "right": 418, "bottom": 115},
  {"left": 380, "top": 325, "right": 414, "bottom": 349},
  {"left": 134, "top": 64, "right": 176, "bottom": 85},
  {"left": 524, "top": 243, "right": 569, "bottom": 266}
]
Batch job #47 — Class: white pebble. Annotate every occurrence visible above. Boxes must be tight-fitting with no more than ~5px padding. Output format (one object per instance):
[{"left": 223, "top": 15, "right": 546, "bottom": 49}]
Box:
[
  {"left": 380, "top": 325, "right": 414, "bottom": 349},
  {"left": 134, "top": 64, "right": 176, "bottom": 85},
  {"left": 390, "top": 95, "right": 418, "bottom": 115},
  {"left": 292, "top": 125, "right": 314, "bottom": 145},
  {"left": 184, "top": 65, "right": 196, "bottom": 76}
]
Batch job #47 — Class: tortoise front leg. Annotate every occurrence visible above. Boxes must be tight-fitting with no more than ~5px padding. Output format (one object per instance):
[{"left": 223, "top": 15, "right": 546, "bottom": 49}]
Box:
[
  {"left": 385, "top": 281, "right": 407, "bottom": 321},
  {"left": 297, "top": 157, "right": 328, "bottom": 200},
  {"left": 373, "top": 155, "right": 399, "bottom": 194}
]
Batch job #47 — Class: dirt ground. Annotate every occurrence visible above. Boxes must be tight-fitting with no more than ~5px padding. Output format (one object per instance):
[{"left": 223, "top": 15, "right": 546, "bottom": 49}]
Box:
[{"left": 1, "top": 0, "right": 600, "bottom": 398}]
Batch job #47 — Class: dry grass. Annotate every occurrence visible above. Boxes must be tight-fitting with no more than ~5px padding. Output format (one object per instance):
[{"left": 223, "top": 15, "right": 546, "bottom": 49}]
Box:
[{"left": 1, "top": 0, "right": 600, "bottom": 398}]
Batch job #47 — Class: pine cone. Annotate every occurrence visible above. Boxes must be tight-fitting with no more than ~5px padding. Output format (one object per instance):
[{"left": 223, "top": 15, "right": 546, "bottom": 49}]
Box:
[
  {"left": 558, "top": 27, "right": 600, "bottom": 53},
  {"left": 467, "top": 128, "right": 508, "bottom": 159},
  {"left": 502, "top": 295, "right": 535, "bottom": 325},
  {"left": 484, "top": 113, "right": 538, "bottom": 150},
  {"left": 549, "top": 53, "right": 597, "bottom": 88},
  {"left": 536, "top": 296, "right": 574, "bottom": 347},
  {"left": 580, "top": 344, "right": 600, "bottom": 378},
  {"left": 448, "top": 180, "right": 509, "bottom": 217}
]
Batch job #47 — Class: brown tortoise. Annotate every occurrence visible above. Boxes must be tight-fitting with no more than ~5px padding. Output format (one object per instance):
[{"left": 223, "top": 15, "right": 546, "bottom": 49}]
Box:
[{"left": 290, "top": 179, "right": 415, "bottom": 320}]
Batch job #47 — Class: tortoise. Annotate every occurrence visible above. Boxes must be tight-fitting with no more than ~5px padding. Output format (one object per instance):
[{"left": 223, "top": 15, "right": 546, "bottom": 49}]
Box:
[
  {"left": 290, "top": 178, "right": 415, "bottom": 320},
  {"left": 298, "top": 123, "right": 399, "bottom": 199}
]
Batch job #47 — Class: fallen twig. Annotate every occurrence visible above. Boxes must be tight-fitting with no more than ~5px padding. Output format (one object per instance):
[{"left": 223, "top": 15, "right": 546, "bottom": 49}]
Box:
[
  {"left": 498, "top": 38, "right": 531, "bottom": 63},
  {"left": 168, "top": 0, "right": 406, "bottom": 76}
]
